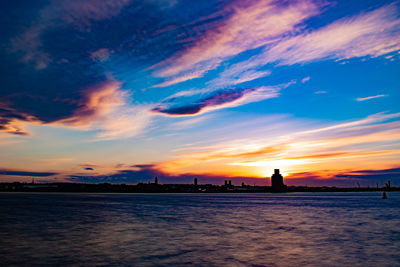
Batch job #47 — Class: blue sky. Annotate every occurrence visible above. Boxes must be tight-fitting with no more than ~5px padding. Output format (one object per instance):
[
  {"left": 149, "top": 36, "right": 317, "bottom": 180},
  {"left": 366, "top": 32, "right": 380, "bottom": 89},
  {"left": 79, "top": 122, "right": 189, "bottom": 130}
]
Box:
[{"left": 1, "top": 0, "right": 400, "bottom": 186}]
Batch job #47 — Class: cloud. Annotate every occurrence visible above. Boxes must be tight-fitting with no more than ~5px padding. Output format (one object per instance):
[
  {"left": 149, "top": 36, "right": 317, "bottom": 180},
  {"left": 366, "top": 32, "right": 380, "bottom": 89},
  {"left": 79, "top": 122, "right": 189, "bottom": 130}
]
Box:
[
  {"left": 314, "top": 90, "right": 327, "bottom": 94},
  {"left": 299, "top": 112, "right": 400, "bottom": 135},
  {"left": 84, "top": 167, "right": 94, "bottom": 170},
  {"left": 170, "top": 115, "right": 211, "bottom": 130},
  {"left": 220, "top": 4, "right": 400, "bottom": 82},
  {"left": 0, "top": 106, "right": 38, "bottom": 136},
  {"left": 57, "top": 79, "right": 154, "bottom": 140},
  {"left": 301, "top": 76, "right": 310, "bottom": 83},
  {"left": 208, "top": 69, "right": 272, "bottom": 89},
  {"left": 158, "top": 112, "right": 400, "bottom": 179},
  {"left": 58, "top": 80, "right": 126, "bottom": 126},
  {"left": 0, "top": 78, "right": 153, "bottom": 140},
  {"left": 152, "top": 0, "right": 320, "bottom": 86},
  {"left": 152, "top": 73, "right": 205, "bottom": 88},
  {"left": 90, "top": 48, "right": 112, "bottom": 62},
  {"left": 335, "top": 167, "right": 400, "bottom": 180},
  {"left": 153, "top": 85, "right": 282, "bottom": 116},
  {"left": 11, "top": 0, "right": 131, "bottom": 69},
  {"left": 92, "top": 105, "right": 154, "bottom": 140},
  {"left": 264, "top": 4, "right": 400, "bottom": 64},
  {"left": 356, "top": 94, "right": 388, "bottom": 101},
  {"left": 285, "top": 167, "right": 400, "bottom": 186},
  {"left": 0, "top": 169, "right": 58, "bottom": 177},
  {"left": 152, "top": 2, "right": 400, "bottom": 88}
]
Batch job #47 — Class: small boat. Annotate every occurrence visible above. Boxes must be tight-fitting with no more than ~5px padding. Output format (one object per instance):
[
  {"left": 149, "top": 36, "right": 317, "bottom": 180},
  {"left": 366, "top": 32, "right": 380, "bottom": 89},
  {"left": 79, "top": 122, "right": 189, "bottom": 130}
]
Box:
[{"left": 382, "top": 191, "right": 388, "bottom": 199}]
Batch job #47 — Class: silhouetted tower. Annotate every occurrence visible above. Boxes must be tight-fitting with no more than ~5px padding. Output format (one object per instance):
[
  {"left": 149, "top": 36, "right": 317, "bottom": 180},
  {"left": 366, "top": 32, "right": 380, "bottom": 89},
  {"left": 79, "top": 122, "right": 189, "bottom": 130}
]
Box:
[
  {"left": 228, "top": 180, "right": 232, "bottom": 186},
  {"left": 271, "top": 169, "right": 286, "bottom": 192},
  {"left": 224, "top": 180, "right": 228, "bottom": 186},
  {"left": 154, "top": 176, "right": 158, "bottom": 185},
  {"left": 194, "top": 177, "right": 198, "bottom": 186}
]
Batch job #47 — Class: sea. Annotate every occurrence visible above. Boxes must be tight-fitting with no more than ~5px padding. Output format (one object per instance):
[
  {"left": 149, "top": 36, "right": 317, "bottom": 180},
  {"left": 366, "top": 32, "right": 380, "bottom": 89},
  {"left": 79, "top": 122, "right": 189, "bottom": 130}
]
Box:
[{"left": 0, "top": 192, "right": 399, "bottom": 266}]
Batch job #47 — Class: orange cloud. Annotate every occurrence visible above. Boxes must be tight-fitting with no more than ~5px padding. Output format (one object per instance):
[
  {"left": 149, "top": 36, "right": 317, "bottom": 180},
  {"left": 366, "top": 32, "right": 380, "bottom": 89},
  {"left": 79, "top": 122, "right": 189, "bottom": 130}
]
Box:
[
  {"left": 57, "top": 79, "right": 154, "bottom": 140},
  {"left": 0, "top": 103, "right": 41, "bottom": 136},
  {"left": 1, "top": 79, "right": 154, "bottom": 140},
  {"left": 155, "top": 112, "right": 400, "bottom": 178},
  {"left": 59, "top": 80, "right": 125, "bottom": 126}
]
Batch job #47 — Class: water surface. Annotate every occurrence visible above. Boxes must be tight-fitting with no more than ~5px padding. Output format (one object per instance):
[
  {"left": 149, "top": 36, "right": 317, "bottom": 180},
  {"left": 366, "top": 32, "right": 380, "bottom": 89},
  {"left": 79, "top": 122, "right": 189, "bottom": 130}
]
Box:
[{"left": 1, "top": 192, "right": 399, "bottom": 266}]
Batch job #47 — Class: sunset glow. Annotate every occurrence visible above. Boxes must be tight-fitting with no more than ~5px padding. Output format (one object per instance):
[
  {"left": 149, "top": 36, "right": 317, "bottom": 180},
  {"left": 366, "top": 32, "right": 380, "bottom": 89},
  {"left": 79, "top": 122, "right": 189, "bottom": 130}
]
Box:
[{"left": 1, "top": 0, "right": 400, "bottom": 186}]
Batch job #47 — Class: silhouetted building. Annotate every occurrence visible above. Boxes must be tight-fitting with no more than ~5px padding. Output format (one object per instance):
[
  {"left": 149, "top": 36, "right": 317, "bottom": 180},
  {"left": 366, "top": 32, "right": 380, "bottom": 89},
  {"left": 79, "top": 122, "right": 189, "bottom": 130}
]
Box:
[
  {"left": 271, "top": 169, "right": 286, "bottom": 192},
  {"left": 224, "top": 180, "right": 228, "bottom": 186},
  {"left": 194, "top": 177, "right": 198, "bottom": 186},
  {"left": 228, "top": 180, "right": 232, "bottom": 186},
  {"left": 154, "top": 176, "right": 158, "bottom": 185}
]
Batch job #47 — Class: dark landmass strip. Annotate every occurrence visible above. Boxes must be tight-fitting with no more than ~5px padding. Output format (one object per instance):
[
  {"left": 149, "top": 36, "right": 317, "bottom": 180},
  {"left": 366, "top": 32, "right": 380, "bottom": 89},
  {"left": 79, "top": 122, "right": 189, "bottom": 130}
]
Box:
[{"left": 0, "top": 182, "right": 398, "bottom": 193}]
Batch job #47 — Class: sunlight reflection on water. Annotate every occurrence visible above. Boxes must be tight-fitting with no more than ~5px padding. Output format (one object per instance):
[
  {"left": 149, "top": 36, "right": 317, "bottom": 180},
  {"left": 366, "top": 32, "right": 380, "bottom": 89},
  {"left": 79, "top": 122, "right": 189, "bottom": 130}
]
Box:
[{"left": 1, "top": 192, "right": 399, "bottom": 266}]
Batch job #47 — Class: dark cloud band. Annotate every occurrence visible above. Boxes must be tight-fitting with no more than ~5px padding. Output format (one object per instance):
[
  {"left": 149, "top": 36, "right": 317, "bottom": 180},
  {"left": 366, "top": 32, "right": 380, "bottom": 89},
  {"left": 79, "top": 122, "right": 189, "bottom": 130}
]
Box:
[{"left": 153, "top": 88, "right": 253, "bottom": 115}]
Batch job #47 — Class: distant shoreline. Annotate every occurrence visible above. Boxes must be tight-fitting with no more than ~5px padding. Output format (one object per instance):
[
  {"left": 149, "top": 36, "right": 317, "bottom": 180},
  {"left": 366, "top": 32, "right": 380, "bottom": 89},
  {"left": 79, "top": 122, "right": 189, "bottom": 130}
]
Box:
[{"left": 1, "top": 182, "right": 398, "bottom": 193}]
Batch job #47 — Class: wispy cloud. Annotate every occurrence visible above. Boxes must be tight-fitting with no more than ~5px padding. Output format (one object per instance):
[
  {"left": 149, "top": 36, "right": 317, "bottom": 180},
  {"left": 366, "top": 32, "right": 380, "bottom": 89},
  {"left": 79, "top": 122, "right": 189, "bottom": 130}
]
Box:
[
  {"left": 153, "top": 83, "right": 289, "bottom": 116},
  {"left": 219, "top": 4, "right": 400, "bottom": 83},
  {"left": 286, "top": 167, "right": 400, "bottom": 186},
  {"left": 170, "top": 115, "right": 211, "bottom": 129},
  {"left": 208, "top": 69, "right": 272, "bottom": 89},
  {"left": 301, "top": 76, "right": 310, "bottom": 83},
  {"left": 152, "top": 73, "right": 205, "bottom": 88},
  {"left": 157, "top": 112, "right": 400, "bottom": 177},
  {"left": 56, "top": 79, "right": 154, "bottom": 140},
  {"left": 152, "top": 0, "right": 320, "bottom": 86},
  {"left": 264, "top": 4, "right": 400, "bottom": 64},
  {"left": 92, "top": 105, "right": 154, "bottom": 140},
  {"left": 356, "top": 94, "right": 388, "bottom": 101}
]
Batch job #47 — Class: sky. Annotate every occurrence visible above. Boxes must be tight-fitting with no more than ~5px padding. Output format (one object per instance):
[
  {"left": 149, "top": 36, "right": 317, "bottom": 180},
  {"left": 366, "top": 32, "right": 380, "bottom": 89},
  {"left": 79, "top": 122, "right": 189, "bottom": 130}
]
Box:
[{"left": 1, "top": 0, "right": 400, "bottom": 186}]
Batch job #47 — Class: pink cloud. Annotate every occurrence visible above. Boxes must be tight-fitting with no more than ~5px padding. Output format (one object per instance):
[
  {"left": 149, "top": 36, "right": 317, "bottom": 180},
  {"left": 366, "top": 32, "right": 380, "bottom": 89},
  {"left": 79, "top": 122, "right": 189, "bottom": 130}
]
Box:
[
  {"left": 262, "top": 4, "right": 400, "bottom": 65},
  {"left": 59, "top": 80, "right": 126, "bottom": 126},
  {"left": 90, "top": 48, "right": 112, "bottom": 62},
  {"left": 54, "top": 79, "right": 154, "bottom": 140},
  {"left": 356, "top": 94, "right": 387, "bottom": 101},
  {"left": 152, "top": 0, "right": 320, "bottom": 86},
  {"left": 216, "top": 4, "right": 400, "bottom": 84}
]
